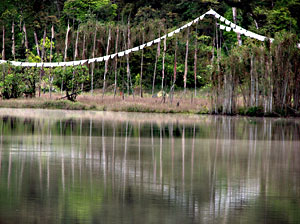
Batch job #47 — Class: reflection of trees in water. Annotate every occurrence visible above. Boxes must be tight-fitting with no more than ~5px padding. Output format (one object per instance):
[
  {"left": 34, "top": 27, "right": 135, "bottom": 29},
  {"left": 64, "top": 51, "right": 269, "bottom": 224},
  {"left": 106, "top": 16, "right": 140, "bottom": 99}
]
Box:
[{"left": 0, "top": 115, "right": 299, "bottom": 223}]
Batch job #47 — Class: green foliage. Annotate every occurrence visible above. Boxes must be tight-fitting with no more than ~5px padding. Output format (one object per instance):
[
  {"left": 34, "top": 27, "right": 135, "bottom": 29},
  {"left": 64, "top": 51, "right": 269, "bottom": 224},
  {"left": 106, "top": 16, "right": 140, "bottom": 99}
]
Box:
[{"left": 63, "top": 0, "right": 117, "bottom": 22}]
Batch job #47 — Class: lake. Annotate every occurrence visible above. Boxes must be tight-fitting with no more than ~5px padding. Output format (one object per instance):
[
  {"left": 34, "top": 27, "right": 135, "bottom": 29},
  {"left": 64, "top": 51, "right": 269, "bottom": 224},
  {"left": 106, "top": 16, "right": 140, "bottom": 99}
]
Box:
[{"left": 0, "top": 108, "right": 299, "bottom": 224}]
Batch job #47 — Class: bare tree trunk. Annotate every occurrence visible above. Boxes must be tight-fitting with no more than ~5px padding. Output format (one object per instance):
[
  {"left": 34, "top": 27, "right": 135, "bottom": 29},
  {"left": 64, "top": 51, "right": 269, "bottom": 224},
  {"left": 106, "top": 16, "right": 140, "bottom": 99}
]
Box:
[
  {"left": 22, "top": 23, "right": 29, "bottom": 55},
  {"left": 152, "top": 28, "right": 161, "bottom": 96},
  {"left": 39, "top": 28, "right": 47, "bottom": 97},
  {"left": 126, "top": 19, "right": 134, "bottom": 97},
  {"left": 22, "top": 24, "right": 29, "bottom": 51},
  {"left": 74, "top": 26, "right": 79, "bottom": 60},
  {"left": 102, "top": 27, "right": 111, "bottom": 99},
  {"left": 49, "top": 25, "right": 54, "bottom": 99},
  {"left": 2, "top": 25, "right": 5, "bottom": 99},
  {"left": 170, "top": 37, "right": 177, "bottom": 104},
  {"left": 2, "top": 25, "right": 5, "bottom": 60},
  {"left": 140, "top": 27, "right": 145, "bottom": 98},
  {"left": 64, "top": 20, "right": 70, "bottom": 62},
  {"left": 11, "top": 21, "right": 15, "bottom": 60},
  {"left": 62, "top": 20, "right": 71, "bottom": 94},
  {"left": 194, "top": 25, "right": 198, "bottom": 97},
  {"left": 184, "top": 27, "right": 190, "bottom": 94},
  {"left": 161, "top": 32, "right": 167, "bottom": 92},
  {"left": 34, "top": 30, "right": 40, "bottom": 57},
  {"left": 250, "top": 54, "right": 255, "bottom": 107},
  {"left": 91, "top": 27, "right": 97, "bottom": 95},
  {"left": 114, "top": 26, "right": 119, "bottom": 98},
  {"left": 232, "top": 7, "right": 242, "bottom": 46}
]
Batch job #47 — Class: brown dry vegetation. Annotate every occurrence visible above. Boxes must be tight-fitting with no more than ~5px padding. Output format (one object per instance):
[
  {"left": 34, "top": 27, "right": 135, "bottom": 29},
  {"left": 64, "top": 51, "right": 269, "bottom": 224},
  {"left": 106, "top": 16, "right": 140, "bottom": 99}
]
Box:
[{"left": 0, "top": 90, "right": 211, "bottom": 114}]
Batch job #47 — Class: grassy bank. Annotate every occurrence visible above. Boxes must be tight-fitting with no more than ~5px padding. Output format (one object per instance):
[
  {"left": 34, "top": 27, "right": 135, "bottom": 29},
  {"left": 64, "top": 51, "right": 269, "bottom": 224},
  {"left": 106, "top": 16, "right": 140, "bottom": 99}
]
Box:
[
  {"left": 0, "top": 91, "right": 299, "bottom": 117},
  {"left": 0, "top": 91, "right": 210, "bottom": 114}
]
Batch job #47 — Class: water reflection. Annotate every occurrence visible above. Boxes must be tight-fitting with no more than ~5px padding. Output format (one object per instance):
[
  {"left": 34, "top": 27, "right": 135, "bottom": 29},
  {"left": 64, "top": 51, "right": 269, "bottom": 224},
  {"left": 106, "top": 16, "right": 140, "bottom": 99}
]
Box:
[{"left": 0, "top": 109, "right": 299, "bottom": 223}]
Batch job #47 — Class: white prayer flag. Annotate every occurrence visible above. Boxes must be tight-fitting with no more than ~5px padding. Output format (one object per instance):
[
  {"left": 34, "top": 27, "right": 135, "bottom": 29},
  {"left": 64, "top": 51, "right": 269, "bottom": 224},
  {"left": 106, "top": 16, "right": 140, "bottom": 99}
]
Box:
[
  {"left": 96, "top": 57, "right": 104, "bottom": 62},
  {"left": 118, "top": 51, "right": 125, "bottom": 57},
  {"left": 88, "top": 58, "right": 96, "bottom": 64},
  {"left": 65, "top": 62, "right": 73, "bottom": 66},
  {"left": 79, "top": 60, "right": 87, "bottom": 64},
  {"left": 181, "top": 24, "right": 188, "bottom": 29},
  {"left": 43, "top": 63, "right": 52, "bottom": 67},
  {"left": 104, "top": 56, "right": 110, "bottom": 61},
  {"left": 220, "top": 16, "right": 225, "bottom": 22},
  {"left": 200, "top": 15, "right": 205, "bottom": 20},
  {"left": 230, "top": 23, "right": 236, "bottom": 29},
  {"left": 215, "top": 14, "right": 221, "bottom": 19},
  {"left": 161, "top": 35, "right": 167, "bottom": 40},
  {"left": 297, "top": 43, "right": 300, "bottom": 49},
  {"left": 37, "top": 63, "right": 43, "bottom": 67},
  {"left": 154, "top": 38, "right": 161, "bottom": 43},
  {"left": 50, "top": 62, "right": 59, "bottom": 67},
  {"left": 206, "top": 9, "right": 216, "bottom": 15},
  {"left": 132, "top": 47, "right": 139, "bottom": 52},
  {"left": 174, "top": 28, "right": 181, "bottom": 33},
  {"left": 225, "top": 27, "right": 231, "bottom": 32},
  {"left": 111, "top": 53, "right": 117, "bottom": 59},
  {"left": 73, "top": 61, "right": 81, "bottom": 66},
  {"left": 0, "top": 60, "right": 5, "bottom": 64},
  {"left": 168, "top": 31, "right": 175, "bottom": 37},
  {"left": 193, "top": 18, "right": 199, "bottom": 23},
  {"left": 220, "top": 25, "right": 225, "bottom": 30},
  {"left": 187, "top": 22, "right": 193, "bottom": 27},
  {"left": 125, "top": 49, "right": 131, "bottom": 55},
  {"left": 146, "top": 41, "right": 153, "bottom": 47},
  {"left": 225, "top": 20, "right": 230, "bottom": 25},
  {"left": 11, "top": 61, "right": 22, "bottom": 66},
  {"left": 140, "top": 44, "right": 146, "bottom": 49}
]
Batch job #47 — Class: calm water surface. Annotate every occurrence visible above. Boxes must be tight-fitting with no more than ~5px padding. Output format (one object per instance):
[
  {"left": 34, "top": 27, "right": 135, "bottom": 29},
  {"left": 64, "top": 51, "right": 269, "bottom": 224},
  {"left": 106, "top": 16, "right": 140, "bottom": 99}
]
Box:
[{"left": 0, "top": 109, "right": 299, "bottom": 224}]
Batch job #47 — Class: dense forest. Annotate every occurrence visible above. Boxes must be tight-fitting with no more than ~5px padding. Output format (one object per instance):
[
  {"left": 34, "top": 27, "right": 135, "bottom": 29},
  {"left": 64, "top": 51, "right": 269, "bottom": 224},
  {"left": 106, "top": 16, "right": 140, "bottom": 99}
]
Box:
[{"left": 0, "top": 0, "right": 300, "bottom": 115}]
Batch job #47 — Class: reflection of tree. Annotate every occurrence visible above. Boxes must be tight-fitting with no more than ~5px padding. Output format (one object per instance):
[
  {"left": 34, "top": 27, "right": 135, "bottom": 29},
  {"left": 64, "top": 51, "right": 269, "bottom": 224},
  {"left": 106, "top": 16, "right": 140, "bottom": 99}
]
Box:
[{"left": 0, "top": 114, "right": 299, "bottom": 223}]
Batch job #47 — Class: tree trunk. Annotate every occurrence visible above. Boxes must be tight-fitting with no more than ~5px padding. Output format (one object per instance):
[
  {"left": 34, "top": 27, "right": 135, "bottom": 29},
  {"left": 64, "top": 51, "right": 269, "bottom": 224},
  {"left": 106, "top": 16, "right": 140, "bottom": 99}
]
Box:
[
  {"left": 102, "top": 27, "right": 111, "bottom": 99},
  {"left": 49, "top": 25, "right": 54, "bottom": 99},
  {"left": 11, "top": 21, "right": 15, "bottom": 60},
  {"left": 232, "top": 7, "right": 242, "bottom": 46},
  {"left": 114, "top": 26, "right": 119, "bottom": 98},
  {"left": 152, "top": 28, "right": 161, "bottom": 96},
  {"left": 62, "top": 20, "right": 71, "bottom": 94},
  {"left": 161, "top": 32, "right": 167, "bottom": 92},
  {"left": 126, "top": 19, "right": 134, "bottom": 97},
  {"left": 91, "top": 27, "right": 97, "bottom": 95},
  {"left": 74, "top": 26, "right": 79, "bottom": 60},
  {"left": 34, "top": 30, "right": 40, "bottom": 57},
  {"left": 140, "top": 27, "right": 145, "bottom": 98},
  {"left": 2, "top": 25, "right": 5, "bottom": 60},
  {"left": 39, "top": 28, "right": 47, "bottom": 97},
  {"left": 194, "top": 25, "right": 198, "bottom": 97},
  {"left": 184, "top": 27, "right": 190, "bottom": 94},
  {"left": 170, "top": 37, "right": 177, "bottom": 104},
  {"left": 22, "top": 23, "right": 29, "bottom": 54}
]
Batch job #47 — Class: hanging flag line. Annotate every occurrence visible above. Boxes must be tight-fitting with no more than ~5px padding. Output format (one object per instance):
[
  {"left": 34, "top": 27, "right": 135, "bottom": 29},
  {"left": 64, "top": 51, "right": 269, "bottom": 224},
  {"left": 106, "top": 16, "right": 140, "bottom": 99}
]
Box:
[{"left": 0, "top": 9, "right": 298, "bottom": 67}]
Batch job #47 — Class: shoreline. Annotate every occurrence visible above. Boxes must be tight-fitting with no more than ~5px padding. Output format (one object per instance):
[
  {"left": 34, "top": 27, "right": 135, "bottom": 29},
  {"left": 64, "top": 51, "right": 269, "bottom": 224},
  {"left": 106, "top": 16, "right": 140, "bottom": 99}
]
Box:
[{"left": 0, "top": 94, "right": 299, "bottom": 118}]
